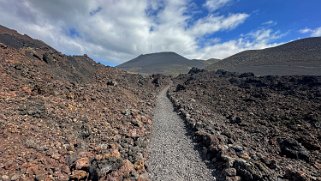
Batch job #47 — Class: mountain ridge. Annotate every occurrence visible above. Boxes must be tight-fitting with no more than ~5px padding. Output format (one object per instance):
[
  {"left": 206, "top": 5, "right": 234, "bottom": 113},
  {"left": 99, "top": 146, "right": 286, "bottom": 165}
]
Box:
[
  {"left": 206, "top": 37, "right": 321, "bottom": 75},
  {"left": 117, "top": 51, "right": 207, "bottom": 75}
]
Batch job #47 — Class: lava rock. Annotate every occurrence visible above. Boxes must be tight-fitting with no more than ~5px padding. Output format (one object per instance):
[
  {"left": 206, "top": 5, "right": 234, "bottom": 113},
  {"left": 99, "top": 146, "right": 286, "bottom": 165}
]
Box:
[
  {"left": 278, "top": 138, "right": 310, "bottom": 162},
  {"left": 239, "top": 72, "right": 255, "bottom": 78},
  {"left": 152, "top": 77, "right": 161, "bottom": 87},
  {"left": 79, "top": 124, "right": 91, "bottom": 139},
  {"left": 43, "top": 53, "right": 55, "bottom": 64},
  {"left": 75, "top": 157, "right": 90, "bottom": 170},
  {"left": 0, "top": 42, "right": 7, "bottom": 49},
  {"left": 70, "top": 170, "right": 88, "bottom": 180},
  {"left": 175, "top": 84, "right": 186, "bottom": 92},
  {"left": 107, "top": 80, "right": 118, "bottom": 86},
  {"left": 229, "top": 116, "right": 242, "bottom": 124},
  {"left": 18, "top": 101, "right": 46, "bottom": 118},
  {"left": 233, "top": 159, "right": 271, "bottom": 181},
  {"left": 188, "top": 67, "right": 205, "bottom": 75},
  {"left": 224, "top": 168, "right": 237, "bottom": 176}
]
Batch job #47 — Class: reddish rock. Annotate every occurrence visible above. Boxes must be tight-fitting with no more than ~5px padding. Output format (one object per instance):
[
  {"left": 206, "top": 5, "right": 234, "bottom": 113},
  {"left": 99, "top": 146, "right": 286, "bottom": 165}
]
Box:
[
  {"left": 0, "top": 25, "right": 168, "bottom": 180},
  {"left": 134, "top": 159, "right": 145, "bottom": 173},
  {"left": 119, "top": 160, "right": 134, "bottom": 176},
  {"left": 137, "top": 173, "right": 150, "bottom": 181},
  {"left": 75, "top": 157, "right": 90, "bottom": 170},
  {"left": 70, "top": 170, "right": 88, "bottom": 180},
  {"left": 1, "top": 175, "right": 10, "bottom": 181}
]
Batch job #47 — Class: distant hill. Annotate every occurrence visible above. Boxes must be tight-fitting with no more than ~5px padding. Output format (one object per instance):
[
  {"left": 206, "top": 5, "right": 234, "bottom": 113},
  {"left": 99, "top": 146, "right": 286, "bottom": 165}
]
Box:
[
  {"left": 117, "top": 52, "right": 206, "bottom": 75},
  {"left": 206, "top": 37, "right": 321, "bottom": 75},
  {"left": 206, "top": 58, "right": 220, "bottom": 65}
]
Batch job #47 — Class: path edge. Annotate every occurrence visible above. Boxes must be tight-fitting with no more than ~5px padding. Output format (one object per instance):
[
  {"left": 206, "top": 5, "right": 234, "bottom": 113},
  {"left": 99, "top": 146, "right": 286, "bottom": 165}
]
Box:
[{"left": 166, "top": 88, "right": 223, "bottom": 180}]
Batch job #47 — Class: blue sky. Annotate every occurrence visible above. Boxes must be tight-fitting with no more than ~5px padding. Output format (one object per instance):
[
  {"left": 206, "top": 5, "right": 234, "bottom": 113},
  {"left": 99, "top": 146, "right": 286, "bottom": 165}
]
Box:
[
  {"left": 221, "top": 0, "right": 321, "bottom": 41},
  {"left": 189, "top": 0, "right": 321, "bottom": 46},
  {"left": 0, "top": 0, "right": 320, "bottom": 66}
]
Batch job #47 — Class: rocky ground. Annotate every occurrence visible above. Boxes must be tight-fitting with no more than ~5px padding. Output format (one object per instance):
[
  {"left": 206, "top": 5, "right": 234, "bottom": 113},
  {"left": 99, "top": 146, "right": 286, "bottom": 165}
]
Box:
[
  {"left": 0, "top": 26, "right": 169, "bottom": 180},
  {"left": 168, "top": 68, "right": 321, "bottom": 181}
]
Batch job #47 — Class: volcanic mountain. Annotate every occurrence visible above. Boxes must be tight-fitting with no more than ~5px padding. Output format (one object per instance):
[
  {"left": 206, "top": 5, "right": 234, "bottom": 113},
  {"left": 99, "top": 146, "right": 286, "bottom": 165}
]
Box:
[
  {"left": 206, "top": 37, "right": 321, "bottom": 75},
  {"left": 117, "top": 52, "right": 206, "bottom": 75}
]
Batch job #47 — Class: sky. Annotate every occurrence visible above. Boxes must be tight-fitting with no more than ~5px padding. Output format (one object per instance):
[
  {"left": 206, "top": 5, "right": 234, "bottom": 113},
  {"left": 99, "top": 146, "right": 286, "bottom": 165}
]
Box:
[{"left": 0, "top": 0, "right": 320, "bottom": 66}]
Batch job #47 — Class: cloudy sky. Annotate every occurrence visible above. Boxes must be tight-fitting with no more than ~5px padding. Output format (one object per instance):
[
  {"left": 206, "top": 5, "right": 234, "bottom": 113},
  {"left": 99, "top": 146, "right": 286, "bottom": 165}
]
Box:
[{"left": 0, "top": 0, "right": 320, "bottom": 66}]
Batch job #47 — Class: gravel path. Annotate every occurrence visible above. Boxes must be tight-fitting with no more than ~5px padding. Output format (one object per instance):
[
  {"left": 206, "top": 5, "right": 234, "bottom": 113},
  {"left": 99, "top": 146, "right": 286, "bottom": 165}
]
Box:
[{"left": 147, "top": 86, "right": 215, "bottom": 181}]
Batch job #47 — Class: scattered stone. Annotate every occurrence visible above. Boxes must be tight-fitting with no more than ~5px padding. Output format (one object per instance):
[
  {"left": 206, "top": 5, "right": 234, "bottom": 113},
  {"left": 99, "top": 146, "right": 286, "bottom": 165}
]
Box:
[
  {"left": 239, "top": 72, "right": 255, "bottom": 78},
  {"left": 1, "top": 175, "right": 10, "bottom": 181},
  {"left": 42, "top": 53, "right": 55, "bottom": 64},
  {"left": 284, "top": 169, "right": 309, "bottom": 181},
  {"left": 75, "top": 157, "right": 90, "bottom": 170},
  {"left": 122, "top": 109, "right": 131, "bottom": 116},
  {"left": 131, "top": 119, "right": 143, "bottom": 127},
  {"left": 10, "top": 174, "right": 20, "bottom": 181},
  {"left": 152, "top": 77, "right": 161, "bottom": 87},
  {"left": 25, "top": 48, "right": 42, "bottom": 60},
  {"left": 0, "top": 42, "right": 7, "bottom": 49},
  {"left": 237, "top": 151, "right": 251, "bottom": 160},
  {"left": 137, "top": 173, "right": 149, "bottom": 181},
  {"left": 232, "top": 145, "right": 243, "bottom": 152},
  {"left": 99, "top": 149, "right": 121, "bottom": 160},
  {"left": 79, "top": 124, "right": 91, "bottom": 139},
  {"left": 134, "top": 159, "right": 145, "bottom": 173},
  {"left": 233, "top": 159, "right": 270, "bottom": 181},
  {"left": 70, "top": 170, "right": 88, "bottom": 180},
  {"left": 226, "top": 176, "right": 241, "bottom": 181},
  {"left": 51, "top": 153, "right": 61, "bottom": 160},
  {"left": 107, "top": 80, "right": 118, "bottom": 86},
  {"left": 229, "top": 116, "right": 242, "bottom": 124},
  {"left": 224, "top": 168, "right": 237, "bottom": 176},
  {"left": 188, "top": 67, "right": 205, "bottom": 75},
  {"left": 119, "top": 159, "right": 134, "bottom": 176},
  {"left": 175, "top": 84, "right": 185, "bottom": 92},
  {"left": 278, "top": 138, "right": 310, "bottom": 162}
]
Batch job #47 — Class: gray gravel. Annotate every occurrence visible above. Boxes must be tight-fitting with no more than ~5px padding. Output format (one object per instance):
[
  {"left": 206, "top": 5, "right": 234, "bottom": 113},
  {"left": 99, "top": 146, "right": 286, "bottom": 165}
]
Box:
[{"left": 147, "top": 86, "right": 215, "bottom": 181}]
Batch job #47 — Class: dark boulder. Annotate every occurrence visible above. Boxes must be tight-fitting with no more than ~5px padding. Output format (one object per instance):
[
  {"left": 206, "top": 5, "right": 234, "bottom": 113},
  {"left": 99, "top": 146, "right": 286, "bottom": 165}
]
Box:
[
  {"left": 152, "top": 77, "right": 161, "bottom": 87},
  {"left": 43, "top": 53, "right": 55, "bottom": 64},
  {"left": 233, "top": 159, "right": 272, "bottom": 181},
  {"left": 107, "top": 80, "right": 118, "bottom": 86},
  {"left": 239, "top": 72, "right": 255, "bottom": 78},
  {"left": 188, "top": 67, "right": 205, "bottom": 75},
  {"left": 0, "top": 42, "right": 7, "bottom": 49},
  {"left": 228, "top": 115, "right": 242, "bottom": 124},
  {"left": 278, "top": 138, "right": 310, "bottom": 162},
  {"left": 175, "top": 84, "right": 186, "bottom": 92}
]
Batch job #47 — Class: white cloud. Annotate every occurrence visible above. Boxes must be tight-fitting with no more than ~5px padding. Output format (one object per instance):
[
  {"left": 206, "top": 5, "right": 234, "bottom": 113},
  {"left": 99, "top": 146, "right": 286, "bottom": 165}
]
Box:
[
  {"left": 300, "top": 27, "right": 321, "bottom": 37},
  {"left": 195, "top": 28, "right": 283, "bottom": 59},
  {"left": 262, "top": 20, "right": 277, "bottom": 26},
  {"left": 204, "top": 0, "right": 231, "bottom": 12},
  {"left": 189, "top": 13, "right": 249, "bottom": 36},
  {"left": 0, "top": 0, "right": 281, "bottom": 65}
]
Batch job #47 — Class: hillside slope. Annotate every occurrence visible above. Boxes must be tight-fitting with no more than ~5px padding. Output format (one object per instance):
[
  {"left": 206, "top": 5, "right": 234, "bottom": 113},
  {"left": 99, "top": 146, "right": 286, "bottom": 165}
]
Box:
[
  {"left": 206, "top": 58, "right": 221, "bottom": 65},
  {"left": 207, "top": 37, "right": 321, "bottom": 75},
  {"left": 117, "top": 52, "right": 206, "bottom": 75},
  {"left": 0, "top": 25, "right": 169, "bottom": 180}
]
